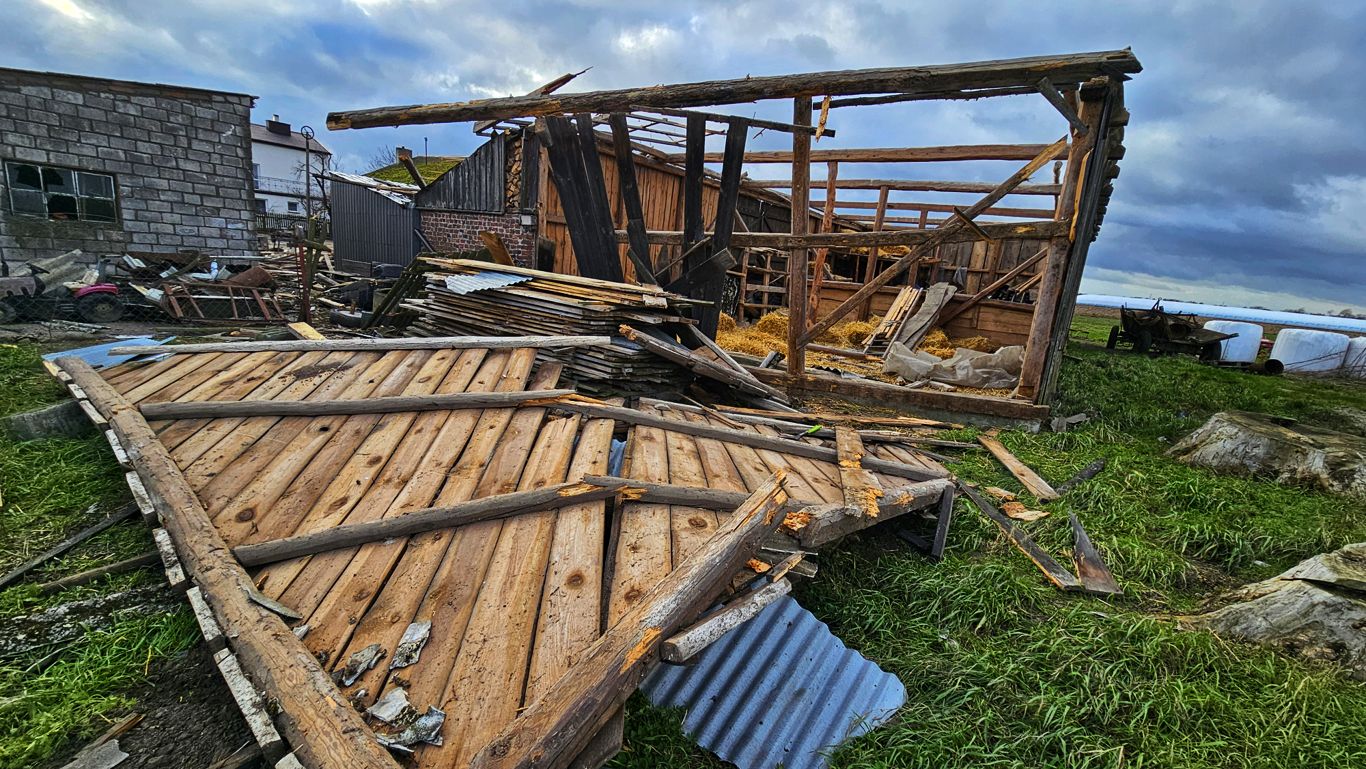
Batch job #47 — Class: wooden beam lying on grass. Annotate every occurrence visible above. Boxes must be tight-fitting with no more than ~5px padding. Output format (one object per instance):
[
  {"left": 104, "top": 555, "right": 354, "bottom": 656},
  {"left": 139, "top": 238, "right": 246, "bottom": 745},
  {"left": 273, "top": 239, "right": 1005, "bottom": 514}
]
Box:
[
  {"left": 959, "top": 483, "right": 1081, "bottom": 591},
  {"left": 0, "top": 502, "right": 137, "bottom": 590},
  {"left": 52, "top": 356, "right": 402, "bottom": 769},
  {"left": 108, "top": 335, "right": 612, "bottom": 356},
  {"left": 37, "top": 551, "right": 159, "bottom": 594},
  {"left": 140, "top": 389, "right": 577, "bottom": 420},
  {"left": 977, "top": 431, "right": 1059, "bottom": 501},
  {"left": 467, "top": 474, "right": 791, "bottom": 769}
]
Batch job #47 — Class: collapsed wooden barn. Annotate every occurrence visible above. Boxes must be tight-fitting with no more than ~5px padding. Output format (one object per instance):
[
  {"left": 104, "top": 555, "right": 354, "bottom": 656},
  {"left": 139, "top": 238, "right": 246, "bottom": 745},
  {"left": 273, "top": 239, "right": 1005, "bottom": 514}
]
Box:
[{"left": 332, "top": 49, "right": 1141, "bottom": 426}]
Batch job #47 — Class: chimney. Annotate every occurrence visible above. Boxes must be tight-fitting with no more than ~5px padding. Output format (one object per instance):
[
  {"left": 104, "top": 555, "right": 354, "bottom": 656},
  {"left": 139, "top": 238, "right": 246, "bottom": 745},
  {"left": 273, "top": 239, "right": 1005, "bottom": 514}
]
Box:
[
  {"left": 265, "top": 115, "right": 291, "bottom": 136},
  {"left": 396, "top": 146, "right": 413, "bottom": 162}
]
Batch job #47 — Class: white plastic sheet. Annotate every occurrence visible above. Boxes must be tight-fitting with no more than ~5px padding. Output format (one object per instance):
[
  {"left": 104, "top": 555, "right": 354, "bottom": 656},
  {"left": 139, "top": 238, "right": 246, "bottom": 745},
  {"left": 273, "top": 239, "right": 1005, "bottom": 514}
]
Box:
[{"left": 883, "top": 343, "right": 1024, "bottom": 388}]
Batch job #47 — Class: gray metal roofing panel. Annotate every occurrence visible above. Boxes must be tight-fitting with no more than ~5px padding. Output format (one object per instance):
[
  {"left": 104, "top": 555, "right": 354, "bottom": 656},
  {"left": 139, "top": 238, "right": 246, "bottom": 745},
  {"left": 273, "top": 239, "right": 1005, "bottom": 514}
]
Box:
[
  {"left": 440, "top": 271, "right": 531, "bottom": 295},
  {"left": 643, "top": 595, "right": 905, "bottom": 769}
]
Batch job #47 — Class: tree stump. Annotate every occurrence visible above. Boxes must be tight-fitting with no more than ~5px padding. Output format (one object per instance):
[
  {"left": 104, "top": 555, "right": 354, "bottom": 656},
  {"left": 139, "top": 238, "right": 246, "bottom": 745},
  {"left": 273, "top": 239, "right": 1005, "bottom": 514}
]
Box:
[{"left": 1168, "top": 411, "right": 1366, "bottom": 498}]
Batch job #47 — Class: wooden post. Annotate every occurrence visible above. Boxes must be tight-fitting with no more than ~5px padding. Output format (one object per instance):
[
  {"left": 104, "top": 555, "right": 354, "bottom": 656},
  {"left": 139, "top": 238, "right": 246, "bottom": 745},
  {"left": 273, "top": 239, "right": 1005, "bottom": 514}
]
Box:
[
  {"left": 808, "top": 161, "right": 839, "bottom": 317},
  {"left": 607, "top": 114, "right": 658, "bottom": 284},
  {"left": 787, "top": 98, "right": 812, "bottom": 376},
  {"left": 1017, "top": 93, "right": 1106, "bottom": 399},
  {"left": 53, "top": 357, "right": 401, "bottom": 769},
  {"left": 858, "top": 185, "right": 889, "bottom": 320}
]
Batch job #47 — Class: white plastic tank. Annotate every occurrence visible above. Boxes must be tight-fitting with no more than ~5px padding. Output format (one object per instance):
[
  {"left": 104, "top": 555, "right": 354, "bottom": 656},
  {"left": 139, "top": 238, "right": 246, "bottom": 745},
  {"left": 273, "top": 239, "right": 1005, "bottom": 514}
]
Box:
[
  {"left": 1203, "top": 320, "right": 1263, "bottom": 363},
  {"left": 1343, "top": 337, "right": 1366, "bottom": 379},
  {"left": 1269, "top": 329, "right": 1350, "bottom": 372}
]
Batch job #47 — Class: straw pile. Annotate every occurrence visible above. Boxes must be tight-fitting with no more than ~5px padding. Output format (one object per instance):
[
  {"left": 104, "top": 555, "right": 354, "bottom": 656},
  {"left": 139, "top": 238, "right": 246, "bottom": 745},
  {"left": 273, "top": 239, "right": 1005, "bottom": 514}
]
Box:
[
  {"left": 717, "top": 311, "right": 881, "bottom": 358},
  {"left": 918, "top": 329, "right": 998, "bottom": 359}
]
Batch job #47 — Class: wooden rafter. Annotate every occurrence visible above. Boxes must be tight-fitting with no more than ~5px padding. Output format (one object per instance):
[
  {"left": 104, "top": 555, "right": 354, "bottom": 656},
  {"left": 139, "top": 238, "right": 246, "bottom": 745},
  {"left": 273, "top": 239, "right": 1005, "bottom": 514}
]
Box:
[
  {"left": 662, "top": 143, "right": 1063, "bottom": 164},
  {"left": 754, "top": 178, "right": 1061, "bottom": 195}
]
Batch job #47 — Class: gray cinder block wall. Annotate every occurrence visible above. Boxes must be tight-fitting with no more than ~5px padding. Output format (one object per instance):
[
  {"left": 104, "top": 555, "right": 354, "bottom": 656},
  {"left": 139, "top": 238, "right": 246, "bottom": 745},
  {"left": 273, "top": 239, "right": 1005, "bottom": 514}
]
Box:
[{"left": 0, "top": 68, "right": 257, "bottom": 265}]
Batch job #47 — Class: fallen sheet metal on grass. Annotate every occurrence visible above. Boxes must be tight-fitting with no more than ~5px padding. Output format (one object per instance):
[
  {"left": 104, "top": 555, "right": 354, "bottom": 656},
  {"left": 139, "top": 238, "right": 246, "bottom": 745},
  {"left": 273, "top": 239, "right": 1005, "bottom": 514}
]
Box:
[{"left": 643, "top": 595, "right": 906, "bottom": 769}]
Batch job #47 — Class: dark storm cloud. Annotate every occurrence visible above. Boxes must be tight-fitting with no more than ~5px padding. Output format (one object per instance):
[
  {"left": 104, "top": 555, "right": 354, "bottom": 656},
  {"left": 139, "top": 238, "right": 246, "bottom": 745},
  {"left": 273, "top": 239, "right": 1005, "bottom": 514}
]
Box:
[{"left": 2, "top": 0, "right": 1362, "bottom": 311}]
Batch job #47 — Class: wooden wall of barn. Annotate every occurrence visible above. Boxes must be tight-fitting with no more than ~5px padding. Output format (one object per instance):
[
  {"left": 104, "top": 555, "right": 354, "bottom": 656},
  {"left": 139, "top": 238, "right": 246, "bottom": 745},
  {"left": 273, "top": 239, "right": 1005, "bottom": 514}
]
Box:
[{"left": 538, "top": 143, "right": 824, "bottom": 281}]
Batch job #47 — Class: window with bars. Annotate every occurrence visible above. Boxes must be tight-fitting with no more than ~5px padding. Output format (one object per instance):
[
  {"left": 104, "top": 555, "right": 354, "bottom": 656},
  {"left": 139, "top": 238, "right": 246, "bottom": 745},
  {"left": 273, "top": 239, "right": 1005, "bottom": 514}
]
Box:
[{"left": 4, "top": 161, "right": 118, "bottom": 222}]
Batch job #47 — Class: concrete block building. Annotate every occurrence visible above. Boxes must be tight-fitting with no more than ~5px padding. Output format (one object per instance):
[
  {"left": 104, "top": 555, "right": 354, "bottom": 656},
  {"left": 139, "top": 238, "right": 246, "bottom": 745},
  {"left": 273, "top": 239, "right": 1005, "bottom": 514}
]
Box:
[{"left": 0, "top": 67, "right": 258, "bottom": 265}]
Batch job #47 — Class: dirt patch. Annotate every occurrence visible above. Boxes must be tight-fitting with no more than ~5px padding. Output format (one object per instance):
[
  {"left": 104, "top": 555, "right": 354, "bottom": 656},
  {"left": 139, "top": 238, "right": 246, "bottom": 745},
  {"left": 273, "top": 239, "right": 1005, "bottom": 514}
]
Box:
[{"left": 41, "top": 641, "right": 260, "bottom": 769}]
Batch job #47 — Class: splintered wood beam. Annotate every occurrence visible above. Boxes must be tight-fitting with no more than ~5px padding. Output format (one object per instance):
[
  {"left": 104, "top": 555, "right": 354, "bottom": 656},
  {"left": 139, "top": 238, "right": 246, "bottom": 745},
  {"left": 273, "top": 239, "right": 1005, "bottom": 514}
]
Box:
[
  {"left": 473, "top": 69, "right": 587, "bottom": 132},
  {"left": 663, "top": 143, "right": 1063, "bottom": 164},
  {"left": 327, "top": 50, "right": 1142, "bottom": 128},
  {"left": 834, "top": 426, "right": 882, "bottom": 517},
  {"left": 977, "top": 432, "right": 1060, "bottom": 501},
  {"left": 959, "top": 483, "right": 1081, "bottom": 591},
  {"left": 53, "top": 356, "right": 402, "bottom": 769},
  {"left": 467, "top": 474, "right": 791, "bottom": 769},
  {"left": 809, "top": 160, "right": 840, "bottom": 316},
  {"left": 139, "top": 389, "right": 577, "bottom": 420},
  {"left": 630, "top": 105, "right": 829, "bottom": 136},
  {"left": 108, "top": 335, "right": 612, "bottom": 356},
  {"left": 612, "top": 220, "right": 1065, "bottom": 248},
  {"left": 1036, "top": 78, "right": 1088, "bottom": 136},
  {"left": 661, "top": 578, "right": 793, "bottom": 663},
  {"left": 796, "top": 137, "right": 1069, "bottom": 346},
  {"left": 545, "top": 397, "right": 946, "bottom": 482},
  {"left": 754, "top": 178, "right": 1061, "bottom": 195},
  {"left": 1070, "top": 513, "right": 1121, "bottom": 595},
  {"left": 938, "top": 245, "right": 1049, "bottom": 324},
  {"left": 811, "top": 199, "right": 1057, "bottom": 218}
]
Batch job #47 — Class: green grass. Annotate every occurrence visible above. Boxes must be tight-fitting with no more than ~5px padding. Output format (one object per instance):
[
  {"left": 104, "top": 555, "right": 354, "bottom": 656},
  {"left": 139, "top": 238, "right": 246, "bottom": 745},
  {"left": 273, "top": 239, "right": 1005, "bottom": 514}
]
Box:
[
  {"left": 366, "top": 155, "right": 463, "bottom": 184},
  {"left": 0, "top": 609, "right": 199, "bottom": 769},
  {"left": 611, "top": 314, "right": 1366, "bottom": 769},
  {"left": 0, "top": 344, "right": 189, "bottom": 768}
]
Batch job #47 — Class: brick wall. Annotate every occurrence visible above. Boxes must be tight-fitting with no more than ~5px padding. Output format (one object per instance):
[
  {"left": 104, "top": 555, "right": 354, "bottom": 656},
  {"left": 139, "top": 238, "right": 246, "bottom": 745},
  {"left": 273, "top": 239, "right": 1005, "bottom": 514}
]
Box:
[
  {"left": 0, "top": 68, "right": 256, "bottom": 265},
  {"left": 419, "top": 209, "right": 536, "bottom": 267}
]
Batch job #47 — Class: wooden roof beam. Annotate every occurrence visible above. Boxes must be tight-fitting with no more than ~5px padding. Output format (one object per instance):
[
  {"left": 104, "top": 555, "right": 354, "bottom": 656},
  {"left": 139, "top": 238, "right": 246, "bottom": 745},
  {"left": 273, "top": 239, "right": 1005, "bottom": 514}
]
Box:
[
  {"left": 327, "top": 50, "right": 1141, "bottom": 129},
  {"left": 663, "top": 143, "right": 1062, "bottom": 164},
  {"left": 811, "top": 199, "right": 1057, "bottom": 218},
  {"left": 613, "top": 220, "right": 1066, "bottom": 248},
  {"left": 630, "top": 105, "right": 831, "bottom": 136},
  {"left": 827, "top": 85, "right": 1039, "bottom": 108},
  {"left": 756, "top": 178, "right": 1062, "bottom": 195}
]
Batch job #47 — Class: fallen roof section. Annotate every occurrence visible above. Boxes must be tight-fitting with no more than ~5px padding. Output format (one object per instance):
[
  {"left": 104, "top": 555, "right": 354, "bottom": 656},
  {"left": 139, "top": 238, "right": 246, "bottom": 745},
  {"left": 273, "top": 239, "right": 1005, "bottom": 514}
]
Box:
[{"left": 49, "top": 334, "right": 952, "bottom": 769}]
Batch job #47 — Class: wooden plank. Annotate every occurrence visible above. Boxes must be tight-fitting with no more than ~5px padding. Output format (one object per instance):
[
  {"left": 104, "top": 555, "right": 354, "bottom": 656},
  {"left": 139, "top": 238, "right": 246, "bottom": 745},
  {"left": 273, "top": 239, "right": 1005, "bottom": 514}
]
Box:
[
  {"left": 327, "top": 50, "right": 1142, "bottom": 128},
  {"left": 36, "top": 551, "right": 158, "bottom": 594},
  {"left": 109, "top": 336, "right": 611, "bottom": 356},
  {"left": 891, "top": 281, "right": 957, "bottom": 350},
  {"left": 834, "top": 427, "right": 882, "bottom": 517},
  {"left": 140, "top": 389, "right": 576, "bottom": 420},
  {"left": 1070, "top": 513, "right": 1121, "bottom": 595},
  {"left": 466, "top": 474, "right": 791, "bottom": 769},
  {"left": 747, "top": 366, "right": 1054, "bottom": 422},
  {"left": 710, "top": 405, "right": 955, "bottom": 430},
  {"left": 286, "top": 322, "right": 326, "bottom": 340},
  {"left": 152, "top": 527, "right": 188, "bottom": 589},
  {"left": 1036, "top": 78, "right": 1088, "bottom": 136},
  {"left": 661, "top": 578, "right": 792, "bottom": 663},
  {"left": 609, "top": 424, "right": 674, "bottom": 623},
  {"left": 808, "top": 160, "right": 839, "bottom": 318},
  {"left": 52, "top": 356, "right": 401, "bottom": 769},
  {"left": 960, "top": 483, "right": 1080, "bottom": 591},
  {"left": 757, "top": 178, "right": 1060, "bottom": 195},
  {"left": 813, "top": 198, "right": 1057, "bottom": 219},
  {"left": 607, "top": 114, "right": 658, "bottom": 284},
  {"left": 480, "top": 231, "right": 516, "bottom": 266},
  {"left": 663, "top": 423, "right": 720, "bottom": 564},
  {"left": 977, "top": 432, "right": 1059, "bottom": 501},
  {"left": 213, "top": 647, "right": 288, "bottom": 763},
  {"left": 526, "top": 417, "right": 616, "bottom": 700},
  {"left": 616, "top": 220, "right": 1067, "bottom": 249}
]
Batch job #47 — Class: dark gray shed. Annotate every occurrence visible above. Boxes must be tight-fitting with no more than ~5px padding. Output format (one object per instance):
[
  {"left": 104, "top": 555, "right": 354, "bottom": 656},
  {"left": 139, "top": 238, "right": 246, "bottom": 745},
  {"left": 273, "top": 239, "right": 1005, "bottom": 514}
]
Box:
[{"left": 326, "top": 171, "right": 420, "bottom": 274}]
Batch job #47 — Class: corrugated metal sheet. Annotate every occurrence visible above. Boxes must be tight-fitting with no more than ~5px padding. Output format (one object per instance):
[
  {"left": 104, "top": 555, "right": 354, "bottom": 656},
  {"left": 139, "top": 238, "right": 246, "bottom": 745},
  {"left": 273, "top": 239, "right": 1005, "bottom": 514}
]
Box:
[
  {"left": 440, "top": 270, "right": 530, "bottom": 295},
  {"left": 43, "top": 337, "right": 175, "bottom": 368},
  {"left": 416, "top": 135, "right": 505, "bottom": 213},
  {"left": 643, "top": 595, "right": 906, "bottom": 769},
  {"left": 330, "top": 177, "right": 419, "bottom": 273}
]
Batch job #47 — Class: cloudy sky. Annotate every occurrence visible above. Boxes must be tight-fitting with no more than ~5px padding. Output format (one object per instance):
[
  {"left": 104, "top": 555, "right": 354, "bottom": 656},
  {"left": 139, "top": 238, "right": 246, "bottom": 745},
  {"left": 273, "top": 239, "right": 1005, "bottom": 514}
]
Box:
[{"left": 3, "top": 0, "right": 1363, "bottom": 313}]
